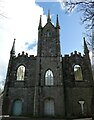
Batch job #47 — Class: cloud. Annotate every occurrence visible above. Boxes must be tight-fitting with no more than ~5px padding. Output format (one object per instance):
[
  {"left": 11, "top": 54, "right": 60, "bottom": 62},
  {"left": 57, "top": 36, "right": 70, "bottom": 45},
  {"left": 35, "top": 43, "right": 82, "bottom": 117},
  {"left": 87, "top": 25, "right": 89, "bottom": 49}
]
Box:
[
  {"left": 26, "top": 41, "right": 37, "bottom": 50},
  {"left": 58, "top": 0, "right": 66, "bottom": 10},
  {"left": 0, "top": 0, "right": 47, "bottom": 89}
]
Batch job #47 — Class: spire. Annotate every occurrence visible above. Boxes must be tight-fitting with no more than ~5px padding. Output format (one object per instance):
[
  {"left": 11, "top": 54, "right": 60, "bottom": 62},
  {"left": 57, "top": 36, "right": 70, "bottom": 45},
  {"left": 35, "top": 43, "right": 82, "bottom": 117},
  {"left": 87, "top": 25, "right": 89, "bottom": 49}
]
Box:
[
  {"left": 38, "top": 15, "right": 42, "bottom": 29},
  {"left": 47, "top": 10, "right": 51, "bottom": 22},
  {"left": 56, "top": 14, "right": 60, "bottom": 29},
  {"left": 83, "top": 37, "right": 89, "bottom": 54},
  {"left": 10, "top": 38, "right": 16, "bottom": 57}
]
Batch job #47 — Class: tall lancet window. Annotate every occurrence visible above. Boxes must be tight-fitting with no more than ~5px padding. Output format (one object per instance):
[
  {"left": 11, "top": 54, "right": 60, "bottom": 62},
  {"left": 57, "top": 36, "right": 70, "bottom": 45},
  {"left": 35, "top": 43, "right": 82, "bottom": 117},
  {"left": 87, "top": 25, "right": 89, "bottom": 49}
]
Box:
[
  {"left": 74, "top": 65, "right": 83, "bottom": 81},
  {"left": 17, "top": 65, "right": 25, "bottom": 81},
  {"left": 45, "top": 70, "right": 54, "bottom": 86}
]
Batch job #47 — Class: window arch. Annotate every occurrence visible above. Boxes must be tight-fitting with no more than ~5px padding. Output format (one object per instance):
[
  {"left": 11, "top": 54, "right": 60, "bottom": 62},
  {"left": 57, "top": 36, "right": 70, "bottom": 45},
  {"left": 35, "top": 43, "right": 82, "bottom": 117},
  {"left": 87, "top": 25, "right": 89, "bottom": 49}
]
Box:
[
  {"left": 44, "top": 98, "right": 55, "bottom": 116},
  {"left": 12, "top": 100, "right": 22, "bottom": 116},
  {"left": 45, "top": 70, "right": 54, "bottom": 86},
  {"left": 74, "top": 65, "right": 83, "bottom": 81},
  {"left": 17, "top": 65, "right": 25, "bottom": 81}
]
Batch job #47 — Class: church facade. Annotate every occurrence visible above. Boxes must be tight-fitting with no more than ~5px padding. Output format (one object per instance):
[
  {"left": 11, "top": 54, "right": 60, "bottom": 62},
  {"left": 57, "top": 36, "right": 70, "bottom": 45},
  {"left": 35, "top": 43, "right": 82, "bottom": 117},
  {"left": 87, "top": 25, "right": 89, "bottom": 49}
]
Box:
[{"left": 2, "top": 12, "right": 94, "bottom": 119}]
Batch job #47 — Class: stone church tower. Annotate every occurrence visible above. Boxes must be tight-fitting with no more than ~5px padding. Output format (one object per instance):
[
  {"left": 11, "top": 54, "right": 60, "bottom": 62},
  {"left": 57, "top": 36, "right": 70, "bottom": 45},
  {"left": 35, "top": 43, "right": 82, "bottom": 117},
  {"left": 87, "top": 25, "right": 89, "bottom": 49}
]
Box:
[
  {"left": 34, "top": 11, "right": 65, "bottom": 116},
  {"left": 1, "top": 11, "right": 94, "bottom": 119}
]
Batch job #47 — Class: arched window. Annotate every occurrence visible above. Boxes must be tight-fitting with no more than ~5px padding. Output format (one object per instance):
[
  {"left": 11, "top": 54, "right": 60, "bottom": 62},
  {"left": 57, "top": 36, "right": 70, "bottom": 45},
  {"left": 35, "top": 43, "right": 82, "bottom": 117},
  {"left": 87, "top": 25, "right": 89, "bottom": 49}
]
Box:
[
  {"left": 17, "top": 65, "right": 25, "bottom": 81},
  {"left": 44, "top": 98, "right": 55, "bottom": 116},
  {"left": 45, "top": 70, "right": 54, "bottom": 86},
  {"left": 74, "top": 65, "right": 83, "bottom": 80},
  {"left": 12, "top": 100, "right": 22, "bottom": 116}
]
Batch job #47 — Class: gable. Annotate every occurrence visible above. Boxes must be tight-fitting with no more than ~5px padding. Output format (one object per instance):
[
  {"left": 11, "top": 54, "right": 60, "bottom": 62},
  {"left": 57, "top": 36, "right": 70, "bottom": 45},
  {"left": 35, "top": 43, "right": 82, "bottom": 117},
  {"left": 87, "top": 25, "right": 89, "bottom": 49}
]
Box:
[{"left": 43, "top": 22, "right": 55, "bottom": 31}]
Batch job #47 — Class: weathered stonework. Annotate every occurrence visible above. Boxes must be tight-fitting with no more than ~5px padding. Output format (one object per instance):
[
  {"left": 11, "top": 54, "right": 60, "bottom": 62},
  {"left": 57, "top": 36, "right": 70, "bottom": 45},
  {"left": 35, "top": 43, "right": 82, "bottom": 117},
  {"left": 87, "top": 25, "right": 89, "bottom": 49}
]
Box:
[{"left": 1, "top": 12, "right": 94, "bottom": 120}]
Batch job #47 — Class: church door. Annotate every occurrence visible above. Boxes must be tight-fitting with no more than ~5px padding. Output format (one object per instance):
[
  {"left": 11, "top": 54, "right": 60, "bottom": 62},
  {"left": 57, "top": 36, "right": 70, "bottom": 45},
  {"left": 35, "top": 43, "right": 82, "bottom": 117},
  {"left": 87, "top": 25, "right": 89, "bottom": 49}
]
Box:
[
  {"left": 12, "top": 100, "right": 22, "bottom": 116},
  {"left": 44, "top": 99, "right": 54, "bottom": 116}
]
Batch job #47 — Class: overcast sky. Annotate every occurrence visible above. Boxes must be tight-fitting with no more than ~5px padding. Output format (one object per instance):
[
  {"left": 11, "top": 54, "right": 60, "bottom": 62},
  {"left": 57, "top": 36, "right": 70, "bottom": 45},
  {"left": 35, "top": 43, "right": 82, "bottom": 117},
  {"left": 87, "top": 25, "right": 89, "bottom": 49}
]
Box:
[{"left": 0, "top": 0, "right": 90, "bottom": 89}]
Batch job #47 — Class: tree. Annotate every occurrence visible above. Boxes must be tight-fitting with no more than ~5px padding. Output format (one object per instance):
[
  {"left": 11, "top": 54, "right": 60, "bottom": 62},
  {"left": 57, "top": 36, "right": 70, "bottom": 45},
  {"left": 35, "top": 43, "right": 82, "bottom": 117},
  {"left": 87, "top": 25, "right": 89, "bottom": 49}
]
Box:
[
  {"left": 63, "top": 0, "right": 94, "bottom": 30},
  {"left": 62, "top": 0, "right": 94, "bottom": 54}
]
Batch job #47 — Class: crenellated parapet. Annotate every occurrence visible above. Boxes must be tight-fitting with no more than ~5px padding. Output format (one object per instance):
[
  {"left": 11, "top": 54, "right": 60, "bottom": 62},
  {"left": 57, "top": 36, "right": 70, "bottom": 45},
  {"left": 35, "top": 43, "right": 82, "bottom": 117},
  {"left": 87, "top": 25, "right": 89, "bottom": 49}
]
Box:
[
  {"left": 70, "top": 51, "right": 82, "bottom": 57},
  {"left": 14, "top": 51, "right": 36, "bottom": 60},
  {"left": 64, "top": 51, "right": 83, "bottom": 59},
  {"left": 64, "top": 51, "right": 82, "bottom": 58}
]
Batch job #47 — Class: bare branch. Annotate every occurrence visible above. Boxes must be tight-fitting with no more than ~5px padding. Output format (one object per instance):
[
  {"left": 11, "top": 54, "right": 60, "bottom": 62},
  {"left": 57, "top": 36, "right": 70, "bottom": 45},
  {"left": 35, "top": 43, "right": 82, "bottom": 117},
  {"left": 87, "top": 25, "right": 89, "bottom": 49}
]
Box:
[
  {"left": 64, "top": 1, "right": 94, "bottom": 29},
  {"left": 64, "top": 0, "right": 94, "bottom": 49}
]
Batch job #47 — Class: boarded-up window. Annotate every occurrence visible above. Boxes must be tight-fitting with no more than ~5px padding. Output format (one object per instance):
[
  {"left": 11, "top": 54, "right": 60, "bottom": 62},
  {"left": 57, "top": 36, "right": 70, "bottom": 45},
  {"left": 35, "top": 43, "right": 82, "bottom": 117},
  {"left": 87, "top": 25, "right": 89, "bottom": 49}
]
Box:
[
  {"left": 12, "top": 100, "right": 22, "bottom": 116},
  {"left": 44, "top": 99, "right": 54, "bottom": 116},
  {"left": 79, "top": 100, "right": 85, "bottom": 115}
]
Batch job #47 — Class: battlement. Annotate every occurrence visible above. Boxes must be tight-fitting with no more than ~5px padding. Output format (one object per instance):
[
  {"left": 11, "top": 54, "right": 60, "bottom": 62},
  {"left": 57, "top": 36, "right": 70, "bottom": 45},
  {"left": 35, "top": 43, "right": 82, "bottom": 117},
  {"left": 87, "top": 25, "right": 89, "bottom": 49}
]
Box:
[
  {"left": 16, "top": 51, "right": 36, "bottom": 59},
  {"left": 64, "top": 51, "right": 82, "bottom": 58},
  {"left": 70, "top": 51, "right": 82, "bottom": 56}
]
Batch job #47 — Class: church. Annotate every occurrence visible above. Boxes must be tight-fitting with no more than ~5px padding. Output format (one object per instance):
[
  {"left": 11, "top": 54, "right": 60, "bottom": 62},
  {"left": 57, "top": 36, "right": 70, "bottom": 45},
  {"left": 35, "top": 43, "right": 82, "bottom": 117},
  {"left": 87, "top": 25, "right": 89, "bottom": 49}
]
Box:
[{"left": 1, "top": 11, "right": 94, "bottom": 119}]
